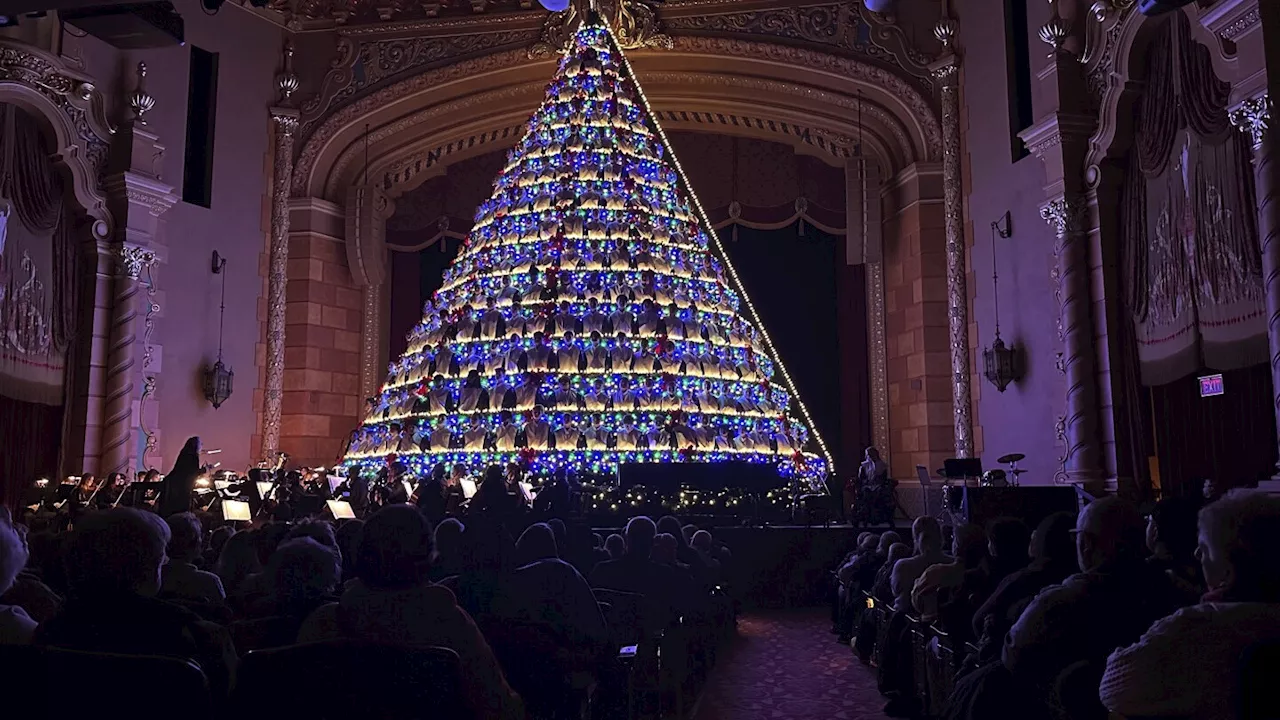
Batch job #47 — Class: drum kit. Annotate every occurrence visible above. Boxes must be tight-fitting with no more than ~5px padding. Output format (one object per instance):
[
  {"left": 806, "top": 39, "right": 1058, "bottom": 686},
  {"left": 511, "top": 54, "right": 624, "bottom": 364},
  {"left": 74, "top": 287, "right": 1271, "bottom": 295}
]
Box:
[{"left": 937, "top": 452, "right": 1026, "bottom": 518}]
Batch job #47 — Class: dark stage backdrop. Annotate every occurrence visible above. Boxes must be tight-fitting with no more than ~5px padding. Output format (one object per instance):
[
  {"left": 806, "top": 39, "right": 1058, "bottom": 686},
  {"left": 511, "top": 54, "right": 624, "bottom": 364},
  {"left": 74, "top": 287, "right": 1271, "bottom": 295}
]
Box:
[
  {"left": 1147, "top": 363, "right": 1276, "bottom": 498},
  {"left": 0, "top": 394, "right": 62, "bottom": 511},
  {"left": 720, "top": 223, "right": 843, "bottom": 467}
]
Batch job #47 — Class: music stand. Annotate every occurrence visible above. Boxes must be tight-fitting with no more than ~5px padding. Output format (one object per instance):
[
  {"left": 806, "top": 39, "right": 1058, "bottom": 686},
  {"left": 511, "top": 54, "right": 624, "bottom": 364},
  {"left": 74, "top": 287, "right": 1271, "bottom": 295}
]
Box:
[{"left": 943, "top": 458, "right": 983, "bottom": 482}]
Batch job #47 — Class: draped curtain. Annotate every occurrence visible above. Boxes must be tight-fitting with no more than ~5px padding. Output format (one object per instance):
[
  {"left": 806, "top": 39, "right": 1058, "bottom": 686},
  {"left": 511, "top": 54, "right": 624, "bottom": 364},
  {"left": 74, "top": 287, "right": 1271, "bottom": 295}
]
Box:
[
  {"left": 0, "top": 103, "right": 82, "bottom": 509},
  {"left": 1121, "top": 13, "right": 1264, "bottom": 386}
]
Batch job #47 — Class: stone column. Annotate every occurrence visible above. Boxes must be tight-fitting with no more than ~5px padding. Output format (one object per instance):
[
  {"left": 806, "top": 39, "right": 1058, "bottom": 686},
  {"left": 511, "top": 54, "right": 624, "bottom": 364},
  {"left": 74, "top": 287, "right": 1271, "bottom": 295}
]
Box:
[
  {"left": 1041, "top": 195, "right": 1103, "bottom": 484},
  {"left": 1230, "top": 93, "right": 1280, "bottom": 483},
  {"left": 931, "top": 25, "right": 974, "bottom": 458},
  {"left": 261, "top": 107, "right": 299, "bottom": 460},
  {"left": 100, "top": 244, "right": 155, "bottom": 476}
]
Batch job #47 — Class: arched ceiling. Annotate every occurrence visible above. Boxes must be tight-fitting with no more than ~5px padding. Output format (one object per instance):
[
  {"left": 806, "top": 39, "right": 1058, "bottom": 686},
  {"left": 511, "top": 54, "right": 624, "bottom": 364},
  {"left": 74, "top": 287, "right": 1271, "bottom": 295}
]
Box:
[{"left": 293, "top": 35, "right": 942, "bottom": 203}]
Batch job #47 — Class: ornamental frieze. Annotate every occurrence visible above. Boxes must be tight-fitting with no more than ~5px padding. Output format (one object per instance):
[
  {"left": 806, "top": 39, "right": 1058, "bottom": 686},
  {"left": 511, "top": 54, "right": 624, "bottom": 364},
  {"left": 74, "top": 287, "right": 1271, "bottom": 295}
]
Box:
[
  {"left": 299, "top": 29, "right": 541, "bottom": 137},
  {"left": 663, "top": 2, "right": 934, "bottom": 87}
]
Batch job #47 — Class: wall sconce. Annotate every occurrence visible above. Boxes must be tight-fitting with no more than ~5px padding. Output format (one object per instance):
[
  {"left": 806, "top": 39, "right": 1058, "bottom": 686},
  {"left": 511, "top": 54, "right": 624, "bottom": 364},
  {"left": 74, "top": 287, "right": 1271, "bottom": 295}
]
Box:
[
  {"left": 983, "top": 213, "right": 1023, "bottom": 392},
  {"left": 202, "top": 251, "right": 234, "bottom": 409}
]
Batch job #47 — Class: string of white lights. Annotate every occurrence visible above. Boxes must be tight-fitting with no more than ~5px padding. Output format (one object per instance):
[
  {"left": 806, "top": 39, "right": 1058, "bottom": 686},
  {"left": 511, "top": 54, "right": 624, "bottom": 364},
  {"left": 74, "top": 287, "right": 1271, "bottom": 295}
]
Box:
[{"left": 598, "top": 23, "right": 836, "bottom": 470}]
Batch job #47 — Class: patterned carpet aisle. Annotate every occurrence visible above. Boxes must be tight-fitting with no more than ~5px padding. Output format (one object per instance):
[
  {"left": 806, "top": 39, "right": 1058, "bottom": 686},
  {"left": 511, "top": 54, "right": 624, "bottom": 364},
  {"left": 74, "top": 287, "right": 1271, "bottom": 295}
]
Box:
[{"left": 692, "top": 608, "right": 892, "bottom": 720}]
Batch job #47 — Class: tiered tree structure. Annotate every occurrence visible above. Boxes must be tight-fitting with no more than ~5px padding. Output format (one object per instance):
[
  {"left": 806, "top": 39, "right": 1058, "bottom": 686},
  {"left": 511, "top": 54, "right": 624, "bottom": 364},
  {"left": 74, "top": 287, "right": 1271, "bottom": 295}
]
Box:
[{"left": 344, "top": 20, "right": 831, "bottom": 483}]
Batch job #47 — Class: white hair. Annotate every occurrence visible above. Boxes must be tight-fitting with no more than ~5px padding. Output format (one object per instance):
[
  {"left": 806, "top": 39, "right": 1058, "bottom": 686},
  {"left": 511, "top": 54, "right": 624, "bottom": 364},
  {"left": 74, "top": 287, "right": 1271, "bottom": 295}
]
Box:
[
  {"left": 0, "top": 510, "right": 29, "bottom": 596},
  {"left": 1199, "top": 489, "right": 1280, "bottom": 595}
]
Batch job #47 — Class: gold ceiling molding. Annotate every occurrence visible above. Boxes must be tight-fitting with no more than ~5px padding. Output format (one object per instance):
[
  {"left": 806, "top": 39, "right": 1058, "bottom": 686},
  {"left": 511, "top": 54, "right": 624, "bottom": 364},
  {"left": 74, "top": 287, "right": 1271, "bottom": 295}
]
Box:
[
  {"left": 662, "top": 2, "right": 934, "bottom": 85},
  {"left": 294, "top": 35, "right": 940, "bottom": 197},
  {"left": 530, "top": 0, "right": 671, "bottom": 58},
  {"left": 371, "top": 108, "right": 867, "bottom": 201},
  {"left": 0, "top": 40, "right": 115, "bottom": 239},
  {"left": 298, "top": 30, "right": 541, "bottom": 137}
]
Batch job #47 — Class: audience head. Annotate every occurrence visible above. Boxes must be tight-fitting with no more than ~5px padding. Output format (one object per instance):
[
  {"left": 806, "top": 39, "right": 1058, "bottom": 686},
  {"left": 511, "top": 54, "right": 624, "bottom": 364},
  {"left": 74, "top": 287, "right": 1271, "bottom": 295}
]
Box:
[
  {"left": 886, "top": 542, "right": 912, "bottom": 567},
  {"left": 255, "top": 522, "right": 291, "bottom": 565},
  {"left": 1147, "top": 496, "right": 1201, "bottom": 561},
  {"left": 433, "top": 518, "right": 465, "bottom": 564},
  {"left": 208, "top": 525, "right": 234, "bottom": 559},
  {"left": 547, "top": 518, "right": 568, "bottom": 551},
  {"left": 911, "top": 516, "right": 944, "bottom": 555},
  {"left": 656, "top": 516, "right": 687, "bottom": 547},
  {"left": 857, "top": 531, "right": 874, "bottom": 545},
  {"left": 334, "top": 519, "right": 365, "bottom": 573},
  {"left": 216, "top": 528, "right": 262, "bottom": 590},
  {"left": 858, "top": 534, "right": 879, "bottom": 553},
  {"left": 1074, "top": 497, "right": 1146, "bottom": 573},
  {"left": 652, "top": 533, "right": 678, "bottom": 565},
  {"left": 286, "top": 520, "right": 339, "bottom": 551},
  {"left": 952, "top": 524, "right": 989, "bottom": 569},
  {"left": 986, "top": 517, "right": 1031, "bottom": 569},
  {"left": 1196, "top": 489, "right": 1280, "bottom": 602},
  {"left": 691, "top": 530, "right": 714, "bottom": 554},
  {"left": 65, "top": 508, "right": 169, "bottom": 596},
  {"left": 1030, "top": 511, "right": 1077, "bottom": 566},
  {"left": 682, "top": 525, "right": 698, "bottom": 543},
  {"left": 164, "top": 512, "right": 203, "bottom": 563},
  {"left": 0, "top": 508, "right": 28, "bottom": 596},
  {"left": 462, "top": 522, "right": 513, "bottom": 574},
  {"left": 516, "top": 523, "right": 559, "bottom": 566},
  {"left": 267, "top": 537, "right": 341, "bottom": 613},
  {"left": 624, "top": 516, "right": 657, "bottom": 557},
  {"left": 604, "top": 533, "right": 626, "bottom": 560},
  {"left": 356, "top": 505, "right": 435, "bottom": 590},
  {"left": 877, "top": 531, "right": 902, "bottom": 554}
]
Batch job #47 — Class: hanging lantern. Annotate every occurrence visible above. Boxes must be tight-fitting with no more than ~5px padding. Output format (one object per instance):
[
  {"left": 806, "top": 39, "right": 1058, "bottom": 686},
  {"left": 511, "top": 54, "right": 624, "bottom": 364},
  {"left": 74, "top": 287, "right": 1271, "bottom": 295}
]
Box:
[
  {"left": 203, "top": 359, "right": 235, "bottom": 409},
  {"left": 203, "top": 251, "right": 234, "bottom": 409},
  {"left": 983, "top": 336, "right": 1021, "bottom": 393}
]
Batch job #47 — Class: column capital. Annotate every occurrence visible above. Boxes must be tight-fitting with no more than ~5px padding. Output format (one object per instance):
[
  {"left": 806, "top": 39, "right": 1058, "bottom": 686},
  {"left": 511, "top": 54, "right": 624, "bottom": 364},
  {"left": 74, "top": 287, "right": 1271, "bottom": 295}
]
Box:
[
  {"left": 116, "top": 243, "right": 157, "bottom": 279},
  {"left": 270, "top": 107, "right": 300, "bottom": 136},
  {"left": 1230, "top": 92, "right": 1271, "bottom": 152},
  {"left": 1040, "top": 195, "right": 1089, "bottom": 235}
]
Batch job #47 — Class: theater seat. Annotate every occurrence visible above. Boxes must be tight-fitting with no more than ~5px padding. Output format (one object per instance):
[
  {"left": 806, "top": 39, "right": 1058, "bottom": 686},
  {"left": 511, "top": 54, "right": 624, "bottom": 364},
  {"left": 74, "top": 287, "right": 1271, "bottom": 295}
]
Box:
[
  {"left": 1241, "top": 640, "right": 1280, "bottom": 720},
  {"left": 233, "top": 640, "right": 467, "bottom": 720},
  {"left": 0, "top": 645, "right": 211, "bottom": 720}
]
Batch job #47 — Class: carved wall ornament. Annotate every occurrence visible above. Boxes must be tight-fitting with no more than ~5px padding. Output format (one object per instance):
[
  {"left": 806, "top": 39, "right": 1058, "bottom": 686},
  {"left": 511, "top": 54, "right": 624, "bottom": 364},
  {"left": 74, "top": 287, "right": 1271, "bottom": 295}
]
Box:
[
  {"left": 0, "top": 250, "right": 52, "bottom": 357},
  {"left": 301, "top": 30, "right": 542, "bottom": 136},
  {"left": 933, "top": 16, "right": 957, "bottom": 52},
  {"left": 531, "top": 0, "right": 670, "bottom": 58},
  {"left": 1040, "top": 195, "right": 1089, "bottom": 237},
  {"left": 139, "top": 375, "right": 158, "bottom": 459},
  {"left": 262, "top": 109, "right": 299, "bottom": 460},
  {"left": 127, "top": 62, "right": 155, "bottom": 126},
  {"left": 125, "top": 186, "right": 176, "bottom": 217},
  {"left": 0, "top": 39, "right": 115, "bottom": 238},
  {"left": 1039, "top": 14, "right": 1071, "bottom": 56},
  {"left": 1219, "top": 8, "right": 1260, "bottom": 42},
  {"left": 117, "top": 244, "right": 157, "bottom": 279},
  {"left": 139, "top": 259, "right": 160, "bottom": 463},
  {"left": 661, "top": 2, "right": 934, "bottom": 85},
  {"left": 1230, "top": 93, "right": 1270, "bottom": 152},
  {"left": 867, "top": 260, "right": 890, "bottom": 456}
]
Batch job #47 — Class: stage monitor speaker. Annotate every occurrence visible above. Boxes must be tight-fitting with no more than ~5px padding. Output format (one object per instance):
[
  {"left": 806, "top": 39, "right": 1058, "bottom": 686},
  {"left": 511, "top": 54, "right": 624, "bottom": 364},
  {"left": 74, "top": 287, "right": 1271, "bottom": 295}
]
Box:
[
  {"left": 618, "top": 462, "right": 784, "bottom": 494},
  {"left": 962, "top": 486, "right": 1077, "bottom": 529}
]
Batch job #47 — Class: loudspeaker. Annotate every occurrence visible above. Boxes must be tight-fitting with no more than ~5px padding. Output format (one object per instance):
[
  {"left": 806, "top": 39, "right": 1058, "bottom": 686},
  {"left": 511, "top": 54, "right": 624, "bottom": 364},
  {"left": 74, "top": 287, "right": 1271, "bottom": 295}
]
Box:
[{"left": 61, "top": 2, "right": 183, "bottom": 49}]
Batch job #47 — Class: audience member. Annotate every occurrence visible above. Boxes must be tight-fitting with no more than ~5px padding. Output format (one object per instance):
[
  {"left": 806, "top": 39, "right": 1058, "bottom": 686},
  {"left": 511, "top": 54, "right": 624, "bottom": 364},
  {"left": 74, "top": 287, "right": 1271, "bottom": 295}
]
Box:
[
  {"left": 1100, "top": 490, "right": 1280, "bottom": 719},
  {"left": 967, "top": 512, "right": 1076, "bottom": 665},
  {"left": 334, "top": 519, "right": 365, "bottom": 585},
  {"left": 298, "top": 505, "right": 523, "bottom": 719},
  {"left": 262, "top": 537, "right": 341, "bottom": 621},
  {"left": 37, "top": 508, "right": 237, "bottom": 696},
  {"left": 161, "top": 512, "right": 227, "bottom": 602},
  {"left": 912, "top": 523, "right": 987, "bottom": 626},
  {"left": 591, "top": 516, "right": 690, "bottom": 617},
  {"left": 999, "top": 498, "right": 1182, "bottom": 716},
  {"left": 0, "top": 519, "right": 61, "bottom": 625},
  {"left": 604, "top": 533, "right": 625, "bottom": 560},
  {"left": 432, "top": 518, "right": 466, "bottom": 581},
  {"left": 0, "top": 508, "right": 36, "bottom": 644},
  {"left": 216, "top": 529, "right": 263, "bottom": 600},
  {"left": 502, "top": 523, "right": 607, "bottom": 657},
  {"left": 890, "top": 517, "right": 950, "bottom": 611}
]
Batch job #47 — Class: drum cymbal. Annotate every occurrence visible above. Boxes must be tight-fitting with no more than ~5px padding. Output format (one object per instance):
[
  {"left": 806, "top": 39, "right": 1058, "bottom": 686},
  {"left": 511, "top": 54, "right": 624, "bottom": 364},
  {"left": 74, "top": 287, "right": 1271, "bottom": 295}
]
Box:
[{"left": 997, "top": 453, "right": 1026, "bottom": 464}]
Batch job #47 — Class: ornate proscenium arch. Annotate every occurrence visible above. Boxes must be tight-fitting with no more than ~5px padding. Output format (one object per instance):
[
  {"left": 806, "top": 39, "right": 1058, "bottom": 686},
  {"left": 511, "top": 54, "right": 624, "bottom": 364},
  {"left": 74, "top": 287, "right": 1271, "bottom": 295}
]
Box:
[
  {"left": 0, "top": 40, "right": 115, "bottom": 239},
  {"left": 293, "top": 35, "right": 943, "bottom": 201}
]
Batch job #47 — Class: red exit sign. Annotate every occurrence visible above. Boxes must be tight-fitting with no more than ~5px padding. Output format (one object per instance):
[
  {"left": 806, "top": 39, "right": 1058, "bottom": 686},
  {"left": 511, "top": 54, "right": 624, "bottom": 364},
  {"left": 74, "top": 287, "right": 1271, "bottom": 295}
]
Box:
[{"left": 1199, "top": 374, "right": 1225, "bottom": 397}]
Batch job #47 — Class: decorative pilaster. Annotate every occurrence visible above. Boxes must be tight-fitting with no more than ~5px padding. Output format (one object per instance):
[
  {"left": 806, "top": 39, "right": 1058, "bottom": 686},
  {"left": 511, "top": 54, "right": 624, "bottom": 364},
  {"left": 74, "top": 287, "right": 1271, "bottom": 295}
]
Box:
[
  {"left": 1230, "top": 92, "right": 1280, "bottom": 483},
  {"left": 262, "top": 107, "right": 299, "bottom": 461},
  {"left": 1041, "top": 195, "right": 1103, "bottom": 484},
  {"left": 931, "top": 28, "right": 974, "bottom": 459},
  {"left": 100, "top": 244, "right": 155, "bottom": 476},
  {"left": 262, "top": 40, "right": 301, "bottom": 461}
]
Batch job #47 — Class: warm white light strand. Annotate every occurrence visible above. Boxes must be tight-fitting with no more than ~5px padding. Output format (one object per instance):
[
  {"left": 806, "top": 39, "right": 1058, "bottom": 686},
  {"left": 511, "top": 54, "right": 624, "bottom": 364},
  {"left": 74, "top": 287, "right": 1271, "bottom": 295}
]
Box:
[{"left": 602, "top": 23, "right": 836, "bottom": 470}]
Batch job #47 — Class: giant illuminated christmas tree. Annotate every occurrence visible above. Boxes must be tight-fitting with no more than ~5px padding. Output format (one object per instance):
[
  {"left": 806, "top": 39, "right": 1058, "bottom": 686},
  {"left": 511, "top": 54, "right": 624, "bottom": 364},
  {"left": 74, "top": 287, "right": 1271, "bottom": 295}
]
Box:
[{"left": 342, "top": 20, "right": 830, "bottom": 483}]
